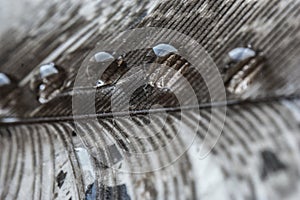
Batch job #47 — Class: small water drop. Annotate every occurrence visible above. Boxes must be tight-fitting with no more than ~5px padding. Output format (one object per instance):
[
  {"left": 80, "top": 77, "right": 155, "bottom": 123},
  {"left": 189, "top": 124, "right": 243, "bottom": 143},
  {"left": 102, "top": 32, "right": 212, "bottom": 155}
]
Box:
[
  {"left": 39, "top": 83, "right": 46, "bottom": 91},
  {"left": 0, "top": 73, "right": 18, "bottom": 98},
  {"left": 153, "top": 43, "right": 178, "bottom": 57},
  {"left": 30, "top": 63, "right": 66, "bottom": 103},
  {"left": 96, "top": 80, "right": 105, "bottom": 87},
  {"left": 0, "top": 73, "right": 12, "bottom": 87}
]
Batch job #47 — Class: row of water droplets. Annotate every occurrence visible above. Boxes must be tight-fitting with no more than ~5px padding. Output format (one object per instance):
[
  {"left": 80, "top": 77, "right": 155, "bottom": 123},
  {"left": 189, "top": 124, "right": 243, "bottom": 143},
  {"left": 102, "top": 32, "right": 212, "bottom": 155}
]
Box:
[{"left": 0, "top": 44, "right": 262, "bottom": 104}]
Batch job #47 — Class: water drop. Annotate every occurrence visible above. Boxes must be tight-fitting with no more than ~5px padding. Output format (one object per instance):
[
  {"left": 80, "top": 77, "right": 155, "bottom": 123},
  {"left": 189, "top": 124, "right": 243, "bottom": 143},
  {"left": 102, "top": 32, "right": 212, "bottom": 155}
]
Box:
[
  {"left": 96, "top": 80, "right": 105, "bottom": 87},
  {"left": 0, "top": 73, "right": 12, "bottom": 87},
  {"left": 0, "top": 73, "right": 17, "bottom": 97},
  {"left": 87, "top": 52, "right": 115, "bottom": 78},
  {"left": 39, "top": 62, "right": 59, "bottom": 78},
  {"left": 86, "top": 52, "right": 127, "bottom": 88},
  {"left": 39, "top": 83, "right": 46, "bottom": 91},
  {"left": 144, "top": 44, "right": 179, "bottom": 88},
  {"left": 30, "top": 63, "right": 66, "bottom": 103},
  {"left": 227, "top": 47, "right": 256, "bottom": 64},
  {"left": 92, "top": 51, "right": 114, "bottom": 63},
  {"left": 152, "top": 43, "right": 178, "bottom": 57},
  {"left": 224, "top": 46, "right": 264, "bottom": 94}
]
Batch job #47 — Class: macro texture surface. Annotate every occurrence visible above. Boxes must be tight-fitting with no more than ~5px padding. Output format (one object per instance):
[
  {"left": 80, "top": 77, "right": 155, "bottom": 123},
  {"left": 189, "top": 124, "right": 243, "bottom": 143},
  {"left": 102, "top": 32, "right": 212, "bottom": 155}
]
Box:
[{"left": 1, "top": 0, "right": 300, "bottom": 199}]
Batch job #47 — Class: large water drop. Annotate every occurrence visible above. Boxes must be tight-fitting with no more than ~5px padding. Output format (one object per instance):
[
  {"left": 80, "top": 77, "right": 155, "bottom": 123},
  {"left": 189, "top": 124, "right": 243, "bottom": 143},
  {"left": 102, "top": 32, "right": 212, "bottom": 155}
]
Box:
[
  {"left": 30, "top": 63, "right": 66, "bottom": 103},
  {"left": 152, "top": 43, "right": 178, "bottom": 58},
  {"left": 93, "top": 51, "right": 115, "bottom": 63},
  {"left": 224, "top": 46, "right": 265, "bottom": 94},
  {"left": 227, "top": 47, "right": 256, "bottom": 64},
  {"left": 86, "top": 52, "right": 127, "bottom": 88}
]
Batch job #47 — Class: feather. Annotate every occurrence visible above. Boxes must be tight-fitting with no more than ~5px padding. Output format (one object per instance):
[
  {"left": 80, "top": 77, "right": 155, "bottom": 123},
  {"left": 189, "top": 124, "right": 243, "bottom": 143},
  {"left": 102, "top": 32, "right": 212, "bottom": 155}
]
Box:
[{"left": 1, "top": 0, "right": 300, "bottom": 199}]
